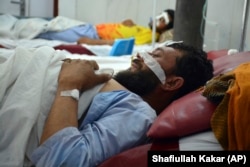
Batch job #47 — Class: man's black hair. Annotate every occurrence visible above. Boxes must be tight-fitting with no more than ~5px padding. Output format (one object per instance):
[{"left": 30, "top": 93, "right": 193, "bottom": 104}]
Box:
[{"left": 167, "top": 42, "right": 214, "bottom": 101}]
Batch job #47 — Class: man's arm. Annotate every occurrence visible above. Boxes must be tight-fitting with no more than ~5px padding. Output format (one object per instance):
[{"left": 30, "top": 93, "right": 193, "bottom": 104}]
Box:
[
  {"left": 40, "top": 59, "right": 111, "bottom": 144},
  {"left": 31, "top": 90, "right": 156, "bottom": 167},
  {"left": 77, "top": 36, "right": 114, "bottom": 46}
]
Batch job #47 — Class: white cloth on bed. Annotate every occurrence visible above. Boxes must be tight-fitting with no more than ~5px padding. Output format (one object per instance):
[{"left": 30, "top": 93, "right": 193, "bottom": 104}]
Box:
[
  {"left": 0, "top": 14, "right": 86, "bottom": 39},
  {"left": 0, "top": 46, "right": 104, "bottom": 167},
  {"left": 0, "top": 14, "right": 18, "bottom": 39},
  {"left": 65, "top": 52, "right": 131, "bottom": 74},
  {"left": 79, "top": 43, "right": 158, "bottom": 57},
  {"left": 179, "top": 130, "right": 223, "bottom": 150},
  {"left": 0, "top": 38, "right": 69, "bottom": 49},
  {"left": 0, "top": 46, "right": 65, "bottom": 167}
]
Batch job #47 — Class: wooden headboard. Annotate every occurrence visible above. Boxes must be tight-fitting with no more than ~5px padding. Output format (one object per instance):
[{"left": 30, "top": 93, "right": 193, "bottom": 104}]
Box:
[{"left": 54, "top": 0, "right": 58, "bottom": 16}]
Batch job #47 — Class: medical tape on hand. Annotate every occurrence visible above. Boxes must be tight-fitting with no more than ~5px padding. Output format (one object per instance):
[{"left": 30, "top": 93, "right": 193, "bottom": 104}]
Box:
[{"left": 139, "top": 52, "right": 166, "bottom": 84}]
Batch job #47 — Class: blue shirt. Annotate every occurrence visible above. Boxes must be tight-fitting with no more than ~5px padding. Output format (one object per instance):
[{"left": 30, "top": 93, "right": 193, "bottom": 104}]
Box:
[
  {"left": 36, "top": 24, "right": 99, "bottom": 42},
  {"left": 31, "top": 90, "right": 156, "bottom": 167}
]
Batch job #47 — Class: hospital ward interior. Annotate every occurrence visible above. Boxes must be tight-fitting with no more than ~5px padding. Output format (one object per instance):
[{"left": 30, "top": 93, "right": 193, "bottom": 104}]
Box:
[{"left": 0, "top": 0, "right": 250, "bottom": 167}]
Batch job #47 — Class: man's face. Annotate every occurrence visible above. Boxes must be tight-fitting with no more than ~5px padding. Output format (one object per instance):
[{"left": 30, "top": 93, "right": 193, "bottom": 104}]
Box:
[
  {"left": 113, "top": 46, "right": 180, "bottom": 96},
  {"left": 156, "top": 17, "right": 167, "bottom": 32},
  {"left": 148, "top": 46, "right": 179, "bottom": 74},
  {"left": 155, "top": 12, "right": 170, "bottom": 32}
]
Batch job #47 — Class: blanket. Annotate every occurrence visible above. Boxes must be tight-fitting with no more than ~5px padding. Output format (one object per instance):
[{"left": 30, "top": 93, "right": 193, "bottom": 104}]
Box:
[
  {"left": 0, "top": 46, "right": 65, "bottom": 166},
  {"left": 0, "top": 46, "right": 109, "bottom": 166},
  {"left": 0, "top": 14, "right": 85, "bottom": 39},
  {"left": 0, "top": 38, "right": 68, "bottom": 50},
  {"left": 202, "top": 62, "right": 250, "bottom": 150}
]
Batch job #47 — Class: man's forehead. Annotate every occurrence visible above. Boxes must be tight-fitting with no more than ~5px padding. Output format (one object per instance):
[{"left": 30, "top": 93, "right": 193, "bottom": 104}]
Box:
[
  {"left": 160, "top": 46, "right": 175, "bottom": 52},
  {"left": 154, "top": 41, "right": 183, "bottom": 55},
  {"left": 154, "top": 46, "right": 180, "bottom": 57}
]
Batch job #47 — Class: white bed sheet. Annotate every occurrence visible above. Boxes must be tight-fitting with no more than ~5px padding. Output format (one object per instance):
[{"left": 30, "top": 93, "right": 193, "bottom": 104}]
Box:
[
  {"left": 0, "top": 38, "right": 155, "bottom": 56},
  {"left": 65, "top": 52, "right": 131, "bottom": 74},
  {"left": 0, "top": 46, "right": 65, "bottom": 166},
  {"left": 0, "top": 38, "right": 70, "bottom": 49},
  {"left": 179, "top": 130, "right": 223, "bottom": 151},
  {"left": 81, "top": 43, "right": 155, "bottom": 56},
  {"left": 0, "top": 14, "right": 85, "bottom": 39}
]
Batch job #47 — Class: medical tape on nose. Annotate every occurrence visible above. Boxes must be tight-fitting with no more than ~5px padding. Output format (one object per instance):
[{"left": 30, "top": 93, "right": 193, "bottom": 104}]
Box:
[{"left": 139, "top": 52, "right": 166, "bottom": 84}]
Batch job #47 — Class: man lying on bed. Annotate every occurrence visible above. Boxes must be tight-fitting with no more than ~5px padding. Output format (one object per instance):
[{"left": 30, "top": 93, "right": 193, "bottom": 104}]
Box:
[
  {"left": 77, "top": 9, "right": 175, "bottom": 45},
  {"left": 37, "top": 9, "right": 175, "bottom": 45},
  {"left": 29, "top": 42, "right": 213, "bottom": 167}
]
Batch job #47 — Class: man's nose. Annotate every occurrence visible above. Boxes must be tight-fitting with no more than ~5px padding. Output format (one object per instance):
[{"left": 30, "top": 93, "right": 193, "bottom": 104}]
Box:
[
  {"left": 138, "top": 52, "right": 154, "bottom": 62},
  {"left": 132, "top": 53, "right": 144, "bottom": 62},
  {"left": 136, "top": 53, "right": 144, "bottom": 60}
]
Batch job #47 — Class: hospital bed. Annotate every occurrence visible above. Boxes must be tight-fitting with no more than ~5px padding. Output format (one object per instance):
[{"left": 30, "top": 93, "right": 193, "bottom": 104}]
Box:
[
  {"left": 0, "top": 13, "right": 155, "bottom": 166},
  {"left": 0, "top": 14, "right": 155, "bottom": 56},
  {"left": 1, "top": 44, "right": 250, "bottom": 167},
  {"left": 98, "top": 49, "right": 250, "bottom": 167}
]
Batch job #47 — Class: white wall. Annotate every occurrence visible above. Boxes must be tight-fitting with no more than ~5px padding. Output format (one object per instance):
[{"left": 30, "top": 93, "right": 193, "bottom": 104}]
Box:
[
  {"left": 58, "top": 0, "right": 249, "bottom": 51},
  {"left": 203, "top": 0, "right": 245, "bottom": 51},
  {"left": 1, "top": 0, "right": 249, "bottom": 51},
  {"left": 0, "top": 0, "right": 53, "bottom": 18},
  {"left": 28, "top": 0, "right": 53, "bottom": 18},
  {"left": 59, "top": 0, "right": 77, "bottom": 19},
  {"left": 0, "top": 0, "right": 22, "bottom": 16},
  {"left": 59, "top": 0, "right": 176, "bottom": 27}
]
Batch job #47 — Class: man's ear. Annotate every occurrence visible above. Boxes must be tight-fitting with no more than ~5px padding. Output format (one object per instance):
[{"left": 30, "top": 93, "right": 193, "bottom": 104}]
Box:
[{"left": 161, "top": 76, "right": 184, "bottom": 91}]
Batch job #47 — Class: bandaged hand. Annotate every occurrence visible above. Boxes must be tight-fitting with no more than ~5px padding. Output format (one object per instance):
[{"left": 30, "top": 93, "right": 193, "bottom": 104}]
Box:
[{"left": 58, "top": 59, "right": 112, "bottom": 92}]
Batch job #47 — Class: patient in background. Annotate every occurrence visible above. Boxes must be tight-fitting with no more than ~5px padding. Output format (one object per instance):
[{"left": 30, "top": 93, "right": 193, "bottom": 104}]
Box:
[
  {"left": 37, "top": 9, "right": 174, "bottom": 45},
  {"left": 150, "top": 9, "right": 175, "bottom": 43},
  {"left": 30, "top": 42, "right": 213, "bottom": 167},
  {"left": 77, "top": 9, "right": 175, "bottom": 46}
]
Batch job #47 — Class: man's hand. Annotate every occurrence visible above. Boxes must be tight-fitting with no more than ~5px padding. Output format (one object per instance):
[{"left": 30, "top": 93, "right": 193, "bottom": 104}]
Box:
[
  {"left": 40, "top": 59, "right": 111, "bottom": 144},
  {"left": 59, "top": 59, "right": 112, "bottom": 92},
  {"left": 122, "top": 19, "right": 136, "bottom": 27}
]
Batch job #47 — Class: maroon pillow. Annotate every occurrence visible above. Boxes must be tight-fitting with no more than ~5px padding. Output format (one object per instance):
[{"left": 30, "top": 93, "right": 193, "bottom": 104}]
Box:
[
  {"left": 54, "top": 44, "right": 95, "bottom": 55},
  {"left": 147, "top": 90, "right": 216, "bottom": 139},
  {"left": 0, "top": 44, "right": 6, "bottom": 49},
  {"left": 213, "top": 51, "right": 250, "bottom": 76},
  {"left": 98, "top": 141, "right": 179, "bottom": 167},
  {"left": 207, "top": 49, "right": 228, "bottom": 60}
]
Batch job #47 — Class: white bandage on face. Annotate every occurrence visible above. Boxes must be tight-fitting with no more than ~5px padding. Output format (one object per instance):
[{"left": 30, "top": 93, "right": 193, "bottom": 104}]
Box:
[
  {"left": 138, "top": 52, "right": 166, "bottom": 84},
  {"left": 164, "top": 40, "right": 183, "bottom": 46},
  {"left": 155, "top": 12, "right": 169, "bottom": 26}
]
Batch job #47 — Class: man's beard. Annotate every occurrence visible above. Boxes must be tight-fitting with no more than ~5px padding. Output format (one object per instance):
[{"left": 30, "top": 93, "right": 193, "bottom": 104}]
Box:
[{"left": 113, "top": 69, "right": 160, "bottom": 96}]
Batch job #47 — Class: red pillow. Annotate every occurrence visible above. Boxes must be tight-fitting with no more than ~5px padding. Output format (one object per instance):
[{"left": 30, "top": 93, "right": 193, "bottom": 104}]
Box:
[
  {"left": 207, "top": 49, "right": 228, "bottom": 60},
  {"left": 147, "top": 90, "right": 216, "bottom": 139},
  {"left": 213, "top": 51, "right": 250, "bottom": 76},
  {"left": 54, "top": 44, "right": 95, "bottom": 55}
]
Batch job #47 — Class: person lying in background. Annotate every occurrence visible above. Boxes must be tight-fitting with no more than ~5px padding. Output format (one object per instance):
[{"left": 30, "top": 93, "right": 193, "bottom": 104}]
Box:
[
  {"left": 37, "top": 9, "right": 174, "bottom": 45},
  {"left": 149, "top": 9, "right": 175, "bottom": 43},
  {"left": 30, "top": 42, "right": 213, "bottom": 167},
  {"left": 77, "top": 9, "right": 175, "bottom": 46}
]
